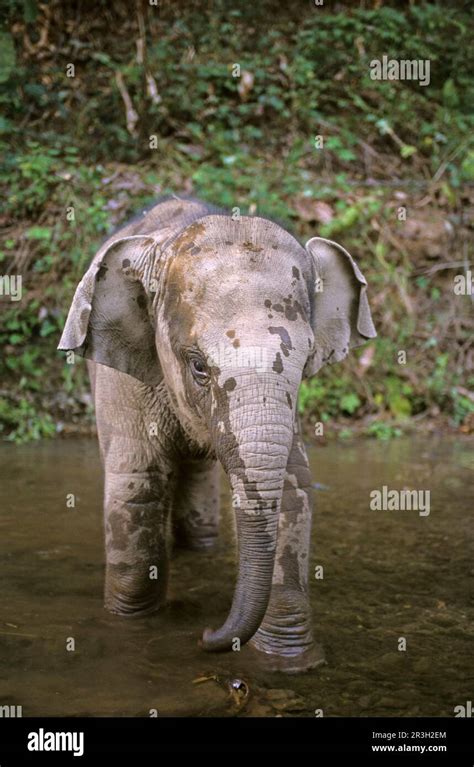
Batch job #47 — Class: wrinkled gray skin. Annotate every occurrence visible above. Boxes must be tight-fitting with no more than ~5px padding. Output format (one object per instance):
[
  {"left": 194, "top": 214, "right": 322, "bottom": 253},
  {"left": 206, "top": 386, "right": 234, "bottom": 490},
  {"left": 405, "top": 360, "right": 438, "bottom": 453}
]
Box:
[{"left": 59, "top": 196, "right": 376, "bottom": 672}]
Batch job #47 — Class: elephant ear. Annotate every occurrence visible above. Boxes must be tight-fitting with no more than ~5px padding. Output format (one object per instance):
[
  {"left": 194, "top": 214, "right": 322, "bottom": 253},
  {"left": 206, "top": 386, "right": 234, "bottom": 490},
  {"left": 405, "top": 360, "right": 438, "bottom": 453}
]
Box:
[
  {"left": 58, "top": 235, "right": 163, "bottom": 385},
  {"left": 304, "top": 236, "right": 376, "bottom": 377}
]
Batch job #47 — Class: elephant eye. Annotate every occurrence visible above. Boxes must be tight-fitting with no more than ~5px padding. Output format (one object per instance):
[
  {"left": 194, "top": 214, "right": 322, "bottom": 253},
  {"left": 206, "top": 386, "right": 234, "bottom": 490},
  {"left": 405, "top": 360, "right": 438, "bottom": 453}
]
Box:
[{"left": 189, "top": 356, "right": 210, "bottom": 384}]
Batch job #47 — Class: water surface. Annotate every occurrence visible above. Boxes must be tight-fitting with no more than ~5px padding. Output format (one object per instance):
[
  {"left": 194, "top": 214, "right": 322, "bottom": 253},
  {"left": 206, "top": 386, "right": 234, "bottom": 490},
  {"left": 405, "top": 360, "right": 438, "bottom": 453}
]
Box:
[{"left": 0, "top": 435, "right": 472, "bottom": 716}]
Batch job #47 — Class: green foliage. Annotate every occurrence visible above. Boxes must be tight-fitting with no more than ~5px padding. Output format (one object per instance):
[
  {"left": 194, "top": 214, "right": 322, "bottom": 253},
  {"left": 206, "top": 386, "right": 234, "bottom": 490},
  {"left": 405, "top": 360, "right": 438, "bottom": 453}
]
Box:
[
  {"left": 0, "top": 396, "right": 56, "bottom": 443},
  {"left": 298, "top": 370, "right": 363, "bottom": 422},
  {"left": 0, "top": 1, "right": 472, "bottom": 441},
  {"left": 451, "top": 391, "right": 474, "bottom": 427},
  {"left": 1, "top": 2, "right": 472, "bottom": 172},
  {"left": 365, "top": 422, "right": 403, "bottom": 441}
]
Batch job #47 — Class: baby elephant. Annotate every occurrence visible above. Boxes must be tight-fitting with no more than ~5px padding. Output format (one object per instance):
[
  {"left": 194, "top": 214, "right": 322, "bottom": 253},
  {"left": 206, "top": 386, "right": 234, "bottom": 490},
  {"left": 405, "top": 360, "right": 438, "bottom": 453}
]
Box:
[{"left": 59, "top": 196, "right": 376, "bottom": 673}]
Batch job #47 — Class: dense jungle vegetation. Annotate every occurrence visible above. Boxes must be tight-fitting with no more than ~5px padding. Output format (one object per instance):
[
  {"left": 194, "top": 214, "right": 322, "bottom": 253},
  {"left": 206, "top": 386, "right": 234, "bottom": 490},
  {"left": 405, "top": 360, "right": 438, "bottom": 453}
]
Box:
[{"left": 0, "top": 0, "right": 472, "bottom": 441}]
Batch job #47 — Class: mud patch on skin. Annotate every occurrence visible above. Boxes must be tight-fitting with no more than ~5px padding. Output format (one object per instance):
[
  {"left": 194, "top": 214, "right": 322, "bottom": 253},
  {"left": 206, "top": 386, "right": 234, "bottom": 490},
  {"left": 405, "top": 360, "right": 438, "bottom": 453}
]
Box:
[
  {"left": 286, "top": 392, "right": 292, "bottom": 409},
  {"left": 283, "top": 297, "right": 306, "bottom": 322},
  {"left": 242, "top": 241, "right": 263, "bottom": 253},
  {"left": 268, "top": 327, "right": 293, "bottom": 348},
  {"left": 268, "top": 326, "right": 293, "bottom": 358},
  {"left": 264, "top": 300, "right": 274, "bottom": 319},
  {"left": 96, "top": 264, "right": 108, "bottom": 281},
  {"left": 107, "top": 511, "right": 129, "bottom": 552},
  {"left": 272, "top": 457, "right": 312, "bottom": 588},
  {"left": 265, "top": 297, "right": 308, "bottom": 325},
  {"left": 272, "top": 353, "right": 284, "bottom": 374},
  {"left": 172, "top": 221, "right": 207, "bottom": 254},
  {"left": 180, "top": 241, "right": 197, "bottom": 253},
  {"left": 210, "top": 380, "right": 274, "bottom": 519},
  {"left": 161, "top": 256, "right": 202, "bottom": 415}
]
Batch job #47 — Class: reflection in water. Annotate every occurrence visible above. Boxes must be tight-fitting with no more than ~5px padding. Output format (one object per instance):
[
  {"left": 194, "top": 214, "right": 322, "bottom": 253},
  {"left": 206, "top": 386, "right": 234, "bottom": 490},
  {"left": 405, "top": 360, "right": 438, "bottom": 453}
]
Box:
[{"left": 0, "top": 436, "right": 472, "bottom": 716}]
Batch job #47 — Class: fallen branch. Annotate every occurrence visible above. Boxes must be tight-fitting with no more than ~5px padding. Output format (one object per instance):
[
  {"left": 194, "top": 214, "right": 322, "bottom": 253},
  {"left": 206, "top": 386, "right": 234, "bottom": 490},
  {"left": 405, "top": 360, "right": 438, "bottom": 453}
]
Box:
[{"left": 115, "top": 71, "right": 138, "bottom": 136}]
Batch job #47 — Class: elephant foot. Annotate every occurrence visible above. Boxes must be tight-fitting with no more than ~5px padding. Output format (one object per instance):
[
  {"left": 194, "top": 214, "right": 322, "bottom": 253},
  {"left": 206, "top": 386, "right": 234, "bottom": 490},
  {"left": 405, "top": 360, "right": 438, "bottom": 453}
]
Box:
[
  {"left": 105, "top": 599, "right": 161, "bottom": 618},
  {"left": 104, "top": 564, "right": 165, "bottom": 616},
  {"left": 248, "top": 588, "right": 325, "bottom": 673},
  {"left": 248, "top": 639, "right": 325, "bottom": 674}
]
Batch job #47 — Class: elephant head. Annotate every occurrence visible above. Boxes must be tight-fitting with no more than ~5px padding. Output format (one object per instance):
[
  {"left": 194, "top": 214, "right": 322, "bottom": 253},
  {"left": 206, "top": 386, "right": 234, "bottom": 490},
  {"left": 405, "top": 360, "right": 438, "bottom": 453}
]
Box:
[{"left": 59, "top": 202, "right": 376, "bottom": 652}]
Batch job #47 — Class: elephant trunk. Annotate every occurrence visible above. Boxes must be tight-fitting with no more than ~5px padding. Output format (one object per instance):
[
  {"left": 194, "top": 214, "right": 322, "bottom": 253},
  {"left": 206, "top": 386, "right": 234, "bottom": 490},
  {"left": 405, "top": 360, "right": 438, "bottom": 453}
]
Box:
[{"left": 201, "top": 373, "right": 295, "bottom": 652}]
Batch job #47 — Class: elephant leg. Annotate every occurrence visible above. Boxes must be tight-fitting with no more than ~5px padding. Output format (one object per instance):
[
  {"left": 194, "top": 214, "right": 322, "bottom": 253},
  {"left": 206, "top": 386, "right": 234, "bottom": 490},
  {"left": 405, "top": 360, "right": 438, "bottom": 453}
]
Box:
[
  {"left": 93, "top": 363, "right": 175, "bottom": 616},
  {"left": 172, "top": 459, "right": 220, "bottom": 550},
  {"left": 104, "top": 468, "right": 173, "bottom": 615},
  {"left": 249, "top": 423, "right": 324, "bottom": 672}
]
